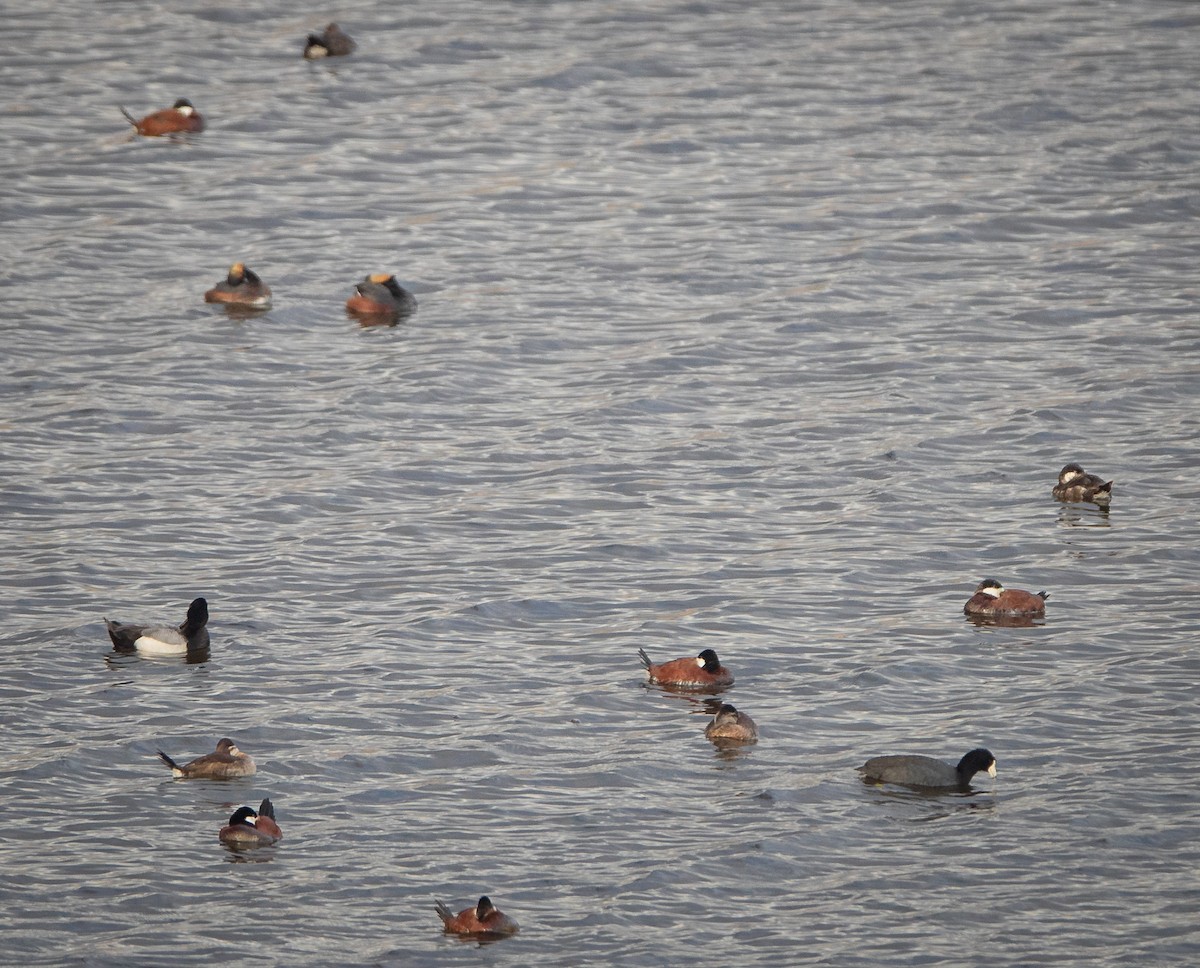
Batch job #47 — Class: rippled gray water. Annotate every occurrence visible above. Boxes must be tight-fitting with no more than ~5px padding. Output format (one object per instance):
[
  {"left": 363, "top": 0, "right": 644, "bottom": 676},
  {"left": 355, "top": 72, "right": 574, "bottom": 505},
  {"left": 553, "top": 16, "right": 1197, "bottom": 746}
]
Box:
[{"left": 3, "top": 1, "right": 1199, "bottom": 965}]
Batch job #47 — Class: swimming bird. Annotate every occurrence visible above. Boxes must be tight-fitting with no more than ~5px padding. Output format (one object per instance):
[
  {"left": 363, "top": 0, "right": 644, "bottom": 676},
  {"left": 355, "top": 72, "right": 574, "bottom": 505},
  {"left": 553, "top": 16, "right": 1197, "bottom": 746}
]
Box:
[
  {"left": 1052, "top": 463, "right": 1113, "bottom": 505},
  {"left": 345, "top": 273, "right": 417, "bottom": 319},
  {"left": 304, "top": 22, "right": 357, "bottom": 58},
  {"left": 204, "top": 263, "right": 272, "bottom": 308},
  {"left": 857, "top": 748, "right": 996, "bottom": 791},
  {"left": 120, "top": 98, "right": 205, "bottom": 136},
  {"left": 638, "top": 648, "right": 734, "bottom": 689},
  {"left": 218, "top": 799, "right": 282, "bottom": 846},
  {"left": 704, "top": 703, "right": 758, "bottom": 744},
  {"left": 156, "top": 738, "right": 256, "bottom": 779},
  {"left": 105, "top": 597, "right": 209, "bottom": 655},
  {"left": 963, "top": 579, "right": 1048, "bottom": 617},
  {"left": 434, "top": 896, "right": 520, "bottom": 936}
]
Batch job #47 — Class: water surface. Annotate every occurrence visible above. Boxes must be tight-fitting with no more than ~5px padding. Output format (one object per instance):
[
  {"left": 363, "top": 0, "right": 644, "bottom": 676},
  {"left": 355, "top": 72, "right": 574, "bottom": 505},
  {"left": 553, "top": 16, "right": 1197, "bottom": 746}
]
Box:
[{"left": 2, "top": 1, "right": 1199, "bottom": 965}]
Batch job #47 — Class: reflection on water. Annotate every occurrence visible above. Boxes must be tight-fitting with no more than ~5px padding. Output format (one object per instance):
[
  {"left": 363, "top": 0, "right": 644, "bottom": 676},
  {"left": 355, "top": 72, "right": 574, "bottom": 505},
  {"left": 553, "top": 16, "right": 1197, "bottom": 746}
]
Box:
[
  {"left": 209, "top": 305, "right": 272, "bottom": 323},
  {"left": 711, "top": 742, "right": 757, "bottom": 764},
  {"left": 964, "top": 613, "right": 1047, "bottom": 630},
  {"left": 105, "top": 646, "right": 211, "bottom": 666},
  {"left": 1057, "top": 504, "right": 1113, "bottom": 529},
  {"left": 223, "top": 846, "right": 279, "bottom": 864},
  {"left": 437, "top": 930, "right": 518, "bottom": 948},
  {"left": 345, "top": 308, "right": 407, "bottom": 328},
  {"left": 859, "top": 778, "right": 999, "bottom": 821},
  {"left": 885, "top": 796, "right": 998, "bottom": 823}
]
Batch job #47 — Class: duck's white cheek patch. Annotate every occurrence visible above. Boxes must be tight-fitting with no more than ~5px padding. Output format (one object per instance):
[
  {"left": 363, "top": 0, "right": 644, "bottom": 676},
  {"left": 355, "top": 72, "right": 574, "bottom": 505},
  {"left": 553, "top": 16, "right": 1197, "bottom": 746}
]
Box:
[
  {"left": 695, "top": 657, "right": 705, "bottom": 667},
  {"left": 987, "top": 764, "right": 997, "bottom": 778},
  {"left": 135, "top": 634, "right": 187, "bottom": 655}
]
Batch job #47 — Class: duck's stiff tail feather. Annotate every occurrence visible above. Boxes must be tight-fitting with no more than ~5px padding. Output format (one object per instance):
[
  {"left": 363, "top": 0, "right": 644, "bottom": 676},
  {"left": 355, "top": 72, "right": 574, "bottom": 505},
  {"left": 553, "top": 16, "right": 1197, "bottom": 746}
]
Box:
[
  {"left": 637, "top": 648, "right": 651, "bottom": 670},
  {"left": 434, "top": 900, "right": 454, "bottom": 926},
  {"left": 156, "top": 750, "right": 180, "bottom": 772},
  {"left": 119, "top": 106, "right": 138, "bottom": 127},
  {"left": 104, "top": 619, "right": 134, "bottom": 649}
]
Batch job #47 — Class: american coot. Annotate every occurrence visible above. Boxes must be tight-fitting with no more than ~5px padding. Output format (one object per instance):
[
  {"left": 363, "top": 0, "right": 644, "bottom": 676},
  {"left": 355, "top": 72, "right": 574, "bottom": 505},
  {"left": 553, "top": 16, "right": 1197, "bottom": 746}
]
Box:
[
  {"left": 204, "top": 263, "right": 272, "bottom": 308},
  {"left": 435, "top": 896, "right": 520, "bottom": 936},
  {"left": 157, "top": 738, "right": 256, "bottom": 779},
  {"left": 120, "top": 99, "right": 204, "bottom": 136},
  {"left": 1052, "top": 463, "right": 1113, "bottom": 505},
  {"left": 105, "top": 597, "right": 209, "bottom": 655},
  {"left": 219, "top": 799, "right": 282, "bottom": 846},
  {"left": 705, "top": 703, "right": 758, "bottom": 743},
  {"left": 964, "top": 579, "right": 1048, "bottom": 617},
  {"left": 638, "top": 648, "right": 734, "bottom": 689},
  {"left": 857, "top": 748, "right": 996, "bottom": 791}
]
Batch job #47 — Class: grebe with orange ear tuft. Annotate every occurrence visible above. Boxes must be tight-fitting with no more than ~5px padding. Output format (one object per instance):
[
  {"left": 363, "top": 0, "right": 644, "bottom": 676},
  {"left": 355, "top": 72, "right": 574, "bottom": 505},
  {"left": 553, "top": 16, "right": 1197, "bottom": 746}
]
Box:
[
  {"left": 120, "top": 98, "right": 205, "bottom": 137},
  {"left": 204, "top": 263, "right": 272, "bottom": 308},
  {"left": 345, "top": 273, "right": 417, "bottom": 319}
]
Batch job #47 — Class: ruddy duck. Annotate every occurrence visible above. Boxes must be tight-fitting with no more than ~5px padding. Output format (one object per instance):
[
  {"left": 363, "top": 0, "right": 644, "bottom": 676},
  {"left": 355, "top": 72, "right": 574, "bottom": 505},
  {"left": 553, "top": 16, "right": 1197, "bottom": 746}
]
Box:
[
  {"left": 964, "top": 579, "right": 1048, "bottom": 617},
  {"left": 204, "top": 263, "right": 271, "bottom": 308},
  {"left": 120, "top": 98, "right": 205, "bottom": 137},
  {"left": 704, "top": 703, "right": 758, "bottom": 743},
  {"left": 345, "top": 273, "right": 417, "bottom": 318},
  {"left": 105, "top": 597, "right": 209, "bottom": 655},
  {"left": 435, "top": 896, "right": 520, "bottom": 936},
  {"left": 857, "top": 748, "right": 996, "bottom": 791},
  {"left": 219, "top": 799, "right": 282, "bottom": 846},
  {"left": 1052, "top": 463, "right": 1112, "bottom": 505},
  {"left": 304, "top": 22, "right": 357, "bottom": 58},
  {"left": 638, "top": 647, "right": 734, "bottom": 689},
  {"left": 156, "top": 738, "right": 256, "bottom": 779}
]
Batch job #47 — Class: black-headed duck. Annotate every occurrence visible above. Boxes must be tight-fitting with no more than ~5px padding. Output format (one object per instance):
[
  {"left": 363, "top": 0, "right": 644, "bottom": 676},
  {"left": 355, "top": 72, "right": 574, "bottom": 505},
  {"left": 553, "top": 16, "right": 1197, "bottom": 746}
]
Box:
[
  {"left": 638, "top": 647, "right": 733, "bottom": 689},
  {"left": 219, "top": 798, "right": 282, "bottom": 846},
  {"left": 964, "top": 579, "right": 1048, "bottom": 617},
  {"left": 105, "top": 597, "right": 209, "bottom": 656},
  {"left": 121, "top": 98, "right": 204, "bottom": 136}
]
